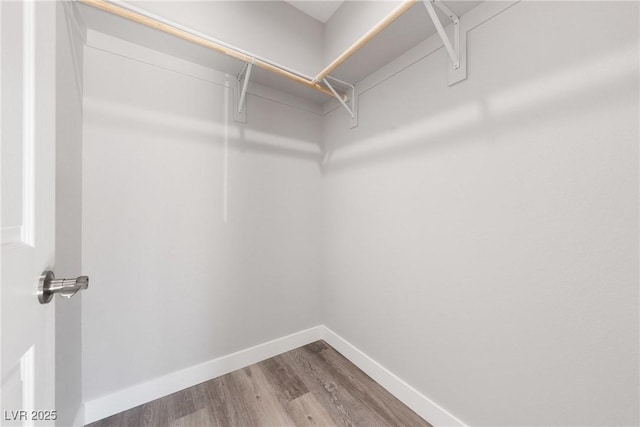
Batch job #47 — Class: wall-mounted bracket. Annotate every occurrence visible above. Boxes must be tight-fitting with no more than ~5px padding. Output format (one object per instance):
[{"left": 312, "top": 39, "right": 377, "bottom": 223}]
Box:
[
  {"left": 324, "top": 76, "right": 359, "bottom": 129},
  {"left": 237, "top": 60, "right": 254, "bottom": 113},
  {"left": 423, "top": 0, "right": 459, "bottom": 69},
  {"left": 423, "top": 0, "right": 467, "bottom": 85},
  {"left": 349, "top": 83, "right": 358, "bottom": 129}
]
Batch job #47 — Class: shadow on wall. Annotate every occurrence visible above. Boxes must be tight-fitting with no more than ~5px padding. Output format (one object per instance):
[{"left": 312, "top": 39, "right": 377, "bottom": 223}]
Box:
[
  {"left": 322, "top": 42, "right": 639, "bottom": 173},
  {"left": 83, "top": 91, "right": 322, "bottom": 163},
  {"left": 82, "top": 38, "right": 638, "bottom": 173}
]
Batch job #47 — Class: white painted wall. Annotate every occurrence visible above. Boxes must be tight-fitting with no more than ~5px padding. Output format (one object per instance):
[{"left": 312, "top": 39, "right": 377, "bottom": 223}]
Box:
[
  {"left": 55, "top": 3, "right": 85, "bottom": 426},
  {"left": 81, "top": 40, "right": 323, "bottom": 402},
  {"left": 322, "top": 2, "right": 639, "bottom": 426}
]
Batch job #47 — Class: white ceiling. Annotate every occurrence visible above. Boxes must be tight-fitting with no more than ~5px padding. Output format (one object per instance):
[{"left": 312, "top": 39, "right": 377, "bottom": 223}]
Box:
[{"left": 284, "top": 1, "right": 344, "bottom": 23}]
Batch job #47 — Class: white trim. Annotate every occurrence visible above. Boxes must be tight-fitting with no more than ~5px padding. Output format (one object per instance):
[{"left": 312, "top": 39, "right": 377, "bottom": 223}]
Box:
[
  {"left": 21, "top": 346, "right": 36, "bottom": 427},
  {"left": 84, "top": 325, "right": 465, "bottom": 426},
  {"left": 22, "top": 0, "right": 35, "bottom": 247},
  {"left": 83, "top": 326, "right": 324, "bottom": 424},
  {"left": 321, "top": 326, "right": 467, "bottom": 427}
]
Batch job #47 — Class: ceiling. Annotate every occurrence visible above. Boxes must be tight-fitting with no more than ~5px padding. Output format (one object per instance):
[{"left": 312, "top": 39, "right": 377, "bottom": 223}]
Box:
[
  {"left": 284, "top": 1, "right": 344, "bottom": 23},
  {"left": 76, "top": 1, "right": 482, "bottom": 105}
]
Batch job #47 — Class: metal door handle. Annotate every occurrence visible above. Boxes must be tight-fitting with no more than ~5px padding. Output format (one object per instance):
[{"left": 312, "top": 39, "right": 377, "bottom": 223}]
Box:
[{"left": 38, "top": 271, "right": 89, "bottom": 304}]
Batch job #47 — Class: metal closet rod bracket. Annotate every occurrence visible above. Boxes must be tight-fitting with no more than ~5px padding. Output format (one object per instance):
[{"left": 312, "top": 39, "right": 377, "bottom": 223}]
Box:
[
  {"left": 237, "top": 59, "right": 254, "bottom": 114},
  {"left": 323, "top": 76, "right": 358, "bottom": 129},
  {"left": 423, "top": 0, "right": 460, "bottom": 70}
]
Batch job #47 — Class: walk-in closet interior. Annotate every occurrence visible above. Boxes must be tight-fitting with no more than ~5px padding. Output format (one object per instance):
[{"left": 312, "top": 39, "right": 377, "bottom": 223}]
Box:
[{"left": 1, "top": 0, "right": 638, "bottom": 426}]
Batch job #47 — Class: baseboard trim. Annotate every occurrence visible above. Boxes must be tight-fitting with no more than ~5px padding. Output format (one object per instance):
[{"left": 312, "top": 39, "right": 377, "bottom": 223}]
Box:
[
  {"left": 83, "top": 326, "right": 324, "bottom": 424},
  {"left": 84, "top": 325, "right": 465, "bottom": 426},
  {"left": 321, "top": 326, "right": 467, "bottom": 427}
]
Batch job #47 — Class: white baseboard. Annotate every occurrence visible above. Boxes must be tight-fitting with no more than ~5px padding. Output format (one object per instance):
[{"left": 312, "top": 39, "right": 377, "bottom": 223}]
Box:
[
  {"left": 321, "top": 326, "right": 467, "bottom": 427},
  {"left": 84, "top": 325, "right": 465, "bottom": 427},
  {"left": 83, "top": 326, "right": 324, "bottom": 424}
]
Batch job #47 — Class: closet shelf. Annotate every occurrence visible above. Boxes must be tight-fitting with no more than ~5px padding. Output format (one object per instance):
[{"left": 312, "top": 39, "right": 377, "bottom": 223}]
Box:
[
  {"left": 78, "top": 0, "right": 339, "bottom": 98},
  {"left": 78, "top": 0, "right": 464, "bottom": 123}
]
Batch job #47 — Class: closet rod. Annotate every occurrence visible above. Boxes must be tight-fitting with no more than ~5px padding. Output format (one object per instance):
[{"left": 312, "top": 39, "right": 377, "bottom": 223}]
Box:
[
  {"left": 78, "top": 0, "right": 339, "bottom": 98},
  {"left": 312, "top": 0, "right": 417, "bottom": 84}
]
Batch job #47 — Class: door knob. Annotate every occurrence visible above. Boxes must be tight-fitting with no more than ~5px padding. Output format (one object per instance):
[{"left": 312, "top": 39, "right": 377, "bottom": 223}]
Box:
[{"left": 38, "top": 271, "right": 88, "bottom": 304}]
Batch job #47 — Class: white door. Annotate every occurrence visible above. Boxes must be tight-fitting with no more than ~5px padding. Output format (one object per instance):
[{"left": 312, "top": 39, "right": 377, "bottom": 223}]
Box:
[{"left": 1, "top": 1, "right": 58, "bottom": 425}]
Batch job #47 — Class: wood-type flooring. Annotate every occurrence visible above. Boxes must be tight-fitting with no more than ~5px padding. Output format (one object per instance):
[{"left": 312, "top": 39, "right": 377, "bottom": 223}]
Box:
[{"left": 87, "top": 340, "right": 431, "bottom": 427}]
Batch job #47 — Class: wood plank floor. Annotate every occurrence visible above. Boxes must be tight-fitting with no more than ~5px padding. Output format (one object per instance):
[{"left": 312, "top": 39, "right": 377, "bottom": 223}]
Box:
[{"left": 87, "top": 340, "right": 432, "bottom": 427}]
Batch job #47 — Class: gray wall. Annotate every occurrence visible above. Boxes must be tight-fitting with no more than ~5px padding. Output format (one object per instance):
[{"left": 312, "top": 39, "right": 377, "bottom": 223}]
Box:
[
  {"left": 55, "top": 3, "right": 85, "bottom": 426},
  {"left": 78, "top": 1, "right": 639, "bottom": 425},
  {"left": 322, "top": 1, "right": 639, "bottom": 425},
  {"left": 81, "top": 43, "right": 323, "bottom": 401}
]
